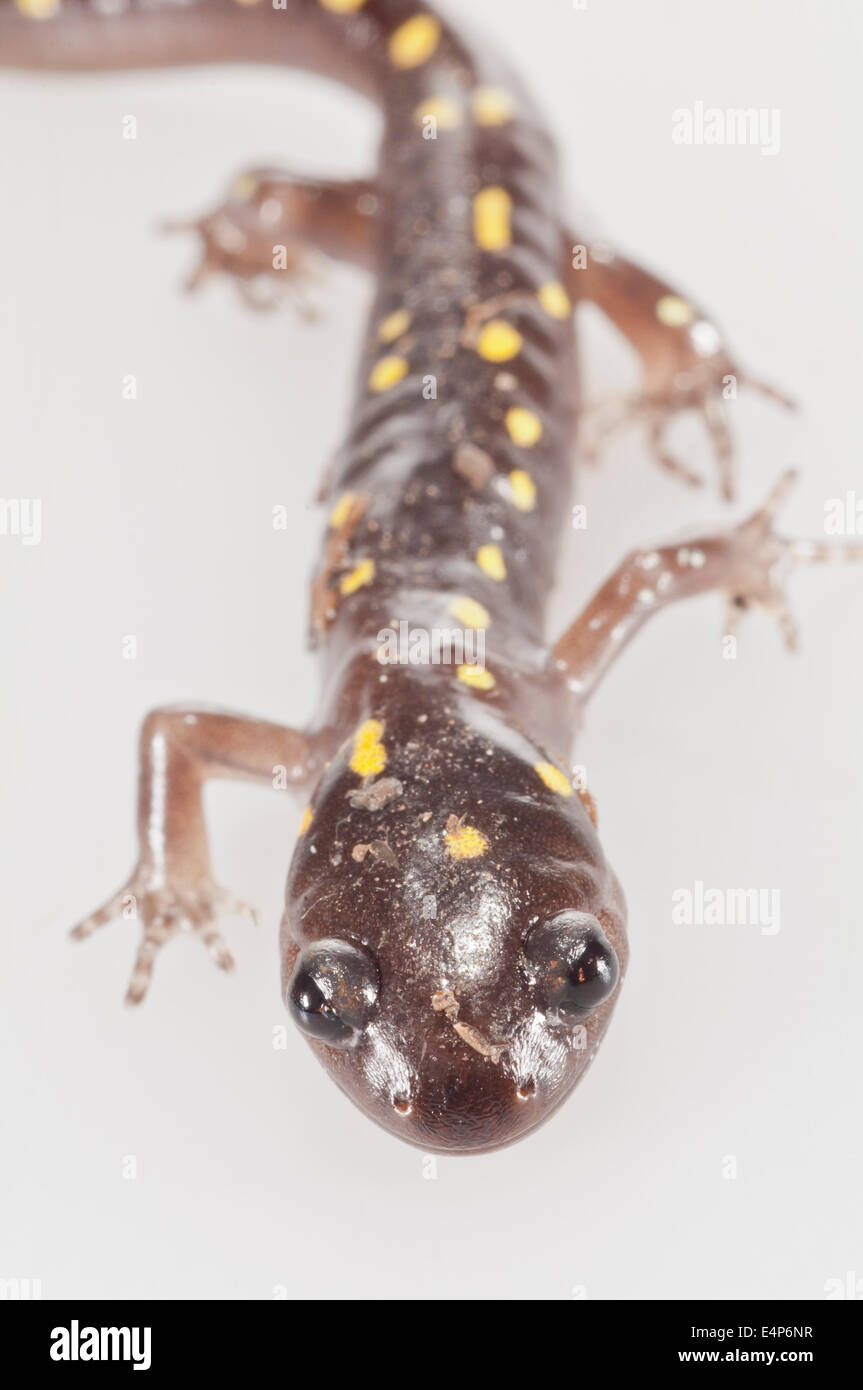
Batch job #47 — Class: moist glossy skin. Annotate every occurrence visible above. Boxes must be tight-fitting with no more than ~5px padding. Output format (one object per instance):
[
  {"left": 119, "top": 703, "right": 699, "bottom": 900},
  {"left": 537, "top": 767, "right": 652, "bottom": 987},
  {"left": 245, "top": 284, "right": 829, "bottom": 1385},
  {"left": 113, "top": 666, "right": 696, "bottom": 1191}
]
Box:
[
  {"left": 4, "top": 0, "right": 845, "bottom": 1152},
  {"left": 281, "top": 667, "right": 627, "bottom": 1151}
]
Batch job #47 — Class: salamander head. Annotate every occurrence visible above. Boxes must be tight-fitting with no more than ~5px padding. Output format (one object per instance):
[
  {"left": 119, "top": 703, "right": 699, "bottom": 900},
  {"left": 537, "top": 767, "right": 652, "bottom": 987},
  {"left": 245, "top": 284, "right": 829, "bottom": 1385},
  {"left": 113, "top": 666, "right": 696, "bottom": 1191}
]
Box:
[{"left": 281, "top": 703, "right": 627, "bottom": 1153}]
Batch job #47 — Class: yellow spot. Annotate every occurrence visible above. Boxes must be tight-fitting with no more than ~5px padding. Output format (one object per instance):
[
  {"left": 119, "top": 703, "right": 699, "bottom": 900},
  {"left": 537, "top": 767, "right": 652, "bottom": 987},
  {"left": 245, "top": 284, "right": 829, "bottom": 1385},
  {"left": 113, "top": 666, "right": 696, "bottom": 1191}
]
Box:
[
  {"left": 388, "top": 14, "right": 442, "bottom": 69},
  {"left": 472, "top": 86, "right": 514, "bottom": 126},
  {"left": 377, "top": 308, "right": 412, "bottom": 343},
  {"left": 475, "top": 543, "right": 507, "bottom": 581},
  {"left": 13, "top": 0, "right": 60, "bottom": 15},
  {"left": 655, "top": 294, "right": 695, "bottom": 328},
  {"left": 456, "top": 664, "right": 496, "bottom": 691},
  {"left": 413, "top": 96, "right": 462, "bottom": 131},
  {"left": 319, "top": 0, "right": 365, "bottom": 11},
  {"left": 328, "top": 492, "right": 356, "bottom": 529},
  {"left": 232, "top": 0, "right": 262, "bottom": 6},
  {"left": 535, "top": 762, "right": 574, "bottom": 797},
  {"left": 505, "top": 406, "right": 543, "bottom": 447},
  {"left": 350, "top": 719, "right": 387, "bottom": 777},
  {"left": 299, "top": 805, "right": 313, "bottom": 834},
  {"left": 445, "top": 823, "right": 489, "bottom": 860},
  {"left": 369, "top": 354, "right": 409, "bottom": 392},
  {"left": 230, "top": 173, "right": 258, "bottom": 203},
  {"left": 508, "top": 468, "right": 537, "bottom": 512},
  {"left": 537, "top": 281, "right": 572, "bottom": 320},
  {"left": 473, "top": 186, "right": 512, "bottom": 252},
  {"left": 476, "top": 319, "right": 523, "bottom": 362},
  {"left": 450, "top": 595, "right": 491, "bottom": 629},
  {"left": 339, "top": 557, "right": 375, "bottom": 595}
]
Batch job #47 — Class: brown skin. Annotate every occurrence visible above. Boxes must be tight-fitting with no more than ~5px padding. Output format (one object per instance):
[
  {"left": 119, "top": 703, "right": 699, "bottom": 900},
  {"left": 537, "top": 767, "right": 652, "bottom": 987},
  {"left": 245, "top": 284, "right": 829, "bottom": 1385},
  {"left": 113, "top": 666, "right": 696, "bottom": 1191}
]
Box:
[
  {"left": 4, "top": 0, "right": 852, "bottom": 1151},
  {"left": 281, "top": 663, "right": 627, "bottom": 1153}
]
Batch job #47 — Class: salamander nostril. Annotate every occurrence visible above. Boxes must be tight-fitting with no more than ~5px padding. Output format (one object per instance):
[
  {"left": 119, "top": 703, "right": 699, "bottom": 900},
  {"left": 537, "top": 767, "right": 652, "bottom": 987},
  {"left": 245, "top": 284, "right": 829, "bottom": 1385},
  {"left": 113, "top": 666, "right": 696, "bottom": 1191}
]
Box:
[
  {"left": 392, "top": 1094, "right": 413, "bottom": 1116},
  {"left": 515, "top": 1078, "right": 536, "bottom": 1101}
]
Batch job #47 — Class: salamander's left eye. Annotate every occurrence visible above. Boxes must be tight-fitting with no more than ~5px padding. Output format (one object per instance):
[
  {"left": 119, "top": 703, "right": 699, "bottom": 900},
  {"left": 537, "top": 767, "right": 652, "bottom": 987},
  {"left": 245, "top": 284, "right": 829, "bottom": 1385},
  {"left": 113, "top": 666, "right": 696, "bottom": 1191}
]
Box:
[
  {"left": 525, "top": 911, "right": 619, "bottom": 1021},
  {"left": 287, "top": 939, "right": 379, "bottom": 1048}
]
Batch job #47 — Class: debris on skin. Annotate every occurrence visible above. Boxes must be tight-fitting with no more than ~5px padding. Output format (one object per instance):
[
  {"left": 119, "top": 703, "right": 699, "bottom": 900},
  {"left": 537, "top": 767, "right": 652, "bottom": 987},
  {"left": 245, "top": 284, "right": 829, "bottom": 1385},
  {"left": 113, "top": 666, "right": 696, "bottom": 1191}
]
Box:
[
  {"left": 347, "top": 776, "right": 404, "bottom": 811},
  {"left": 576, "top": 785, "right": 599, "bottom": 827},
  {"left": 443, "top": 812, "right": 489, "bottom": 860},
  {"left": 310, "top": 492, "right": 368, "bottom": 634},
  {"left": 453, "top": 1021, "right": 506, "bottom": 1064},
  {"left": 351, "top": 840, "right": 400, "bottom": 868},
  {"left": 431, "top": 987, "right": 507, "bottom": 1063},
  {"left": 453, "top": 441, "right": 495, "bottom": 490},
  {"left": 431, "top": 987, "right": 459, "bottom": 1020}
]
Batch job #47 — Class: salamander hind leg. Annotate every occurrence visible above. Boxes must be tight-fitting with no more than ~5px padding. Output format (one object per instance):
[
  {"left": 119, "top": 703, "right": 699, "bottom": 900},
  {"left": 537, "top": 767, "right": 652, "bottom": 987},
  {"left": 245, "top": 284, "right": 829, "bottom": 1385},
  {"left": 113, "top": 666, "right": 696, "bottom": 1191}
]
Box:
[
  {"left": 71, "top": 707, "right": 324, "bottom": 1005},
  {"left": 567, "top": 236, "right": 794, "bottom": 501},
  {"left": 163, "top": 170, "right": 378, "bottom": 315}
]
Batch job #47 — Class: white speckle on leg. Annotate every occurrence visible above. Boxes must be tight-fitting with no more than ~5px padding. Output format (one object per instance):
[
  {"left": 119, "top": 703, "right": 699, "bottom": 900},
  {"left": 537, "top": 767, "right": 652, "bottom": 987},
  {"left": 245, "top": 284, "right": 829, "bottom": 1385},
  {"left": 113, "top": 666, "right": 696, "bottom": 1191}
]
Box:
[{"left": 690, "top": 320, "right": 722, "bottom": 356}]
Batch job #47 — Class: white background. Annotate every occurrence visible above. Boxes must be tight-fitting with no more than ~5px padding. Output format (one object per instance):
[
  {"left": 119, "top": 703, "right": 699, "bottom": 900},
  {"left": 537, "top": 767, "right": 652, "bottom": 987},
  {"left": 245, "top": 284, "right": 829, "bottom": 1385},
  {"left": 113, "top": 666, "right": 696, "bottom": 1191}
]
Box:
[{"left": 1, "top": 0, "right": 861, "bottom": 1300}]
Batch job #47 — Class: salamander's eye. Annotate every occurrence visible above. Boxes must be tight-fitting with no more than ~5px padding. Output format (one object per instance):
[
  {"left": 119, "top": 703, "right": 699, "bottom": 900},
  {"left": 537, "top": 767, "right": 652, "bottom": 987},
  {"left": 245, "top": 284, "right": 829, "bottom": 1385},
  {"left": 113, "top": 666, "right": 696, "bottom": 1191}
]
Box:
[
  {"left": 525, "top": 911, "right": 619, "bottom": 1021},
  {"left": 287, "top": 939, "right": 379, "bottom": 1047}
]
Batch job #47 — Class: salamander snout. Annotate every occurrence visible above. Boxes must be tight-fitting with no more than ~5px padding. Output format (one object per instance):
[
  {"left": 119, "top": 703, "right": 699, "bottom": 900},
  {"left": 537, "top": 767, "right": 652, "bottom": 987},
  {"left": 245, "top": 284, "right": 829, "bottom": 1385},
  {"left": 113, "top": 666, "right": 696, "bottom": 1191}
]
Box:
[{"left": 283, "top": 911, "right": 623, "bottom": 1153}]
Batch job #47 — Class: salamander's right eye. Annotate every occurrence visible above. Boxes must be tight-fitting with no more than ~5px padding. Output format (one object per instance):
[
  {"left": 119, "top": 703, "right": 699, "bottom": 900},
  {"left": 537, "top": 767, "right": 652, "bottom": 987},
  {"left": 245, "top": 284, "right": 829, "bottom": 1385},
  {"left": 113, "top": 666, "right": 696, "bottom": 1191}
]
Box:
[{"left": 287, "top": 939, "right": 379, "bottom": 1048}]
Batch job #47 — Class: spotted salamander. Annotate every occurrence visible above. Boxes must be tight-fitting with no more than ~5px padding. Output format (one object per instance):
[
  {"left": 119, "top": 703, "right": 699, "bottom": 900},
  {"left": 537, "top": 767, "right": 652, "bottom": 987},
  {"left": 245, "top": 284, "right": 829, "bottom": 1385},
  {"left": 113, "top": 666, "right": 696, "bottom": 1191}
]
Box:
[{"left": 3, "top": 0, "right": 855, "bottom": 1152}]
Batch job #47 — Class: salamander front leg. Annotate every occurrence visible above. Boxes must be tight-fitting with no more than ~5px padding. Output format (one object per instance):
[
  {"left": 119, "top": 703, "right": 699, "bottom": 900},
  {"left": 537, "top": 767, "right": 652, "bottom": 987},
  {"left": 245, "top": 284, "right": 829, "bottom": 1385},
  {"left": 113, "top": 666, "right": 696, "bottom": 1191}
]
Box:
[
  {"left": 71, "top": 708, "right": 325, "bottom": 1004},
  {"left": 163, "top": 171, "right": 378, "bottom": 312},
  {"left": 566, "top": 236, "right": 793, "bottom": 500},
  {"left": 554, "top": 471, "right": 862, "bottom": 704}
]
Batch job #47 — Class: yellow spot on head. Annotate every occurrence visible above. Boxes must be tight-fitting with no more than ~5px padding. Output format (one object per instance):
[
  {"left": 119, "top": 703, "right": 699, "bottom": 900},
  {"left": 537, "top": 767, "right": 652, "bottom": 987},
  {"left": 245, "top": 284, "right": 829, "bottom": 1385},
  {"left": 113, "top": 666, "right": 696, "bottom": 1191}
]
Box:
[
  {"left": 472, "top": 86, "right": 514, "bottom": 126},
  {"left": 230, "top": 173, "right": 258, "bottom": 203},
  {"left": 339, "top": 557, "right": 375, "bottom": 595},
  {"left": 413, "top": 97, "right": 462, "bottom": 131},
  {"left": 328, "top": 492, "right": 356, "bottom": 529},
  {"left": 369, "top": 354, "right": 409, "bottom": 392},
  {"left": 298, "top": 805, "right": 313, "bottom": 834},
  {"left": 535, "top": 762, "right": 574, "bottom": 796},
  {"left": 445, "top": 822, "right": 489, "bottom": 860},
  {"left": 508, "top": 468, "right": 537, "bottom": 511},
  {"left": 450, "top": 595, "right": 491, "bottom": 629},
  {"left": 377, "top": 308, "right": 412, "bottom": 343},
  {"left": 505, "top": 406, "right": 543, "bottom": 448},
  {"left": 456, "top": 664, "right": 496, "bottom": 691},
  {"left": 475, "top": 543, "right": 507, "bottom": 581},
  {"left": 232, "top": 0, "right": 262, "bottom": 6},
  {"left": 537, "top": 281, "right": 572, "bottom": 320},
  {"left": 350, "top": 719, "right": 387, "bottom": 777},
  {"left": 473, "top": 186, "right": 512, "bottom": 252},
  {"left": 476, "top": 319, "right": 523, "bottom": 362},
  {"left": 13, "top": 0, "right": 60, "bottom": 16},
  {"left": 318, "top": 0, "right": 366, "bottom": 11},
  {"left": 388, "top": 14, "right": 442, "bottom": 69},
  {"left": 655, "top": 294, "right": 695, "bottom": 328}
]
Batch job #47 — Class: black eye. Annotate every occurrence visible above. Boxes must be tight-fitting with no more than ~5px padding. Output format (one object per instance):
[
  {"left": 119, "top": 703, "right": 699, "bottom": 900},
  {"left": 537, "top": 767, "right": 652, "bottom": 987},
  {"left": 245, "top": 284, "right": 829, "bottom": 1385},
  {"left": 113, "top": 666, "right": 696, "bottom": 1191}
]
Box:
[
  {"left": 525, "top": 911, "right": 619, "bottom": 1021},
  {"left": 287, "top": 939, "right": 379, "bottom": 1048}
]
